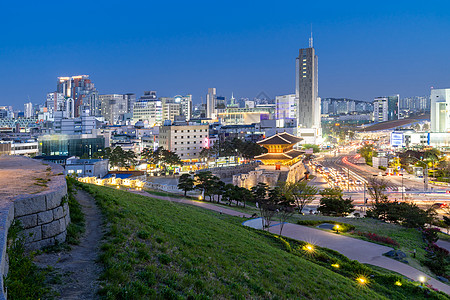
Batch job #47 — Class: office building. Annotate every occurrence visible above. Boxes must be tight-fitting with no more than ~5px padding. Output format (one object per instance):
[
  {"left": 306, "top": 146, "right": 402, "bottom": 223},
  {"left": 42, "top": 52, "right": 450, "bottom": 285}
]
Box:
[
  {"left": 373, "top": 95, "right": 399, "bottom": 122},
  {"left": 177, "top": 95, "right": 192, "bottom": 121},
  {"left": 295, "top": 36, "right": 322, "bottom": 144},
  {"left": 161, "top": 97, "right": 181, "bottom": 123},
  {"left": 124, "top": 93, "right": 136, "bottom": 114},
  {"left": 206, "top": 88, "right": 217, "bottom": 119},
  {"left": 53, "top": 110, "right": 97, "bottom": 135},
  {"left": 39, "top": 133, "right": 105, "bottom": 157},
  {"left": 430, "top": 88, "right": 450, "bottom": 132},
  {"left": 57, "top": 75, "right": 99, "bottom": 117},
  {"left": 132, "top": 91, "right": 162, "bottom": 126},
  {"left": 65, "top": 158, "right": 109, "bottom": 177},
  {"left": 275, "top": 94, "right": 296, "bottom": 120},
  {"left": 24, "top": 102, "right": 33, "bottom": 118},
  {"left": 99, "top": 94, "right": 128, "bottom": 124},
  {"left": 46, "top": 92, "right": 66, "bottom": 114},
  {"left": 296, "top": 47, "right": 320, "bottom": 128},
  {"left": 159, "top": 123, "right": 209, "bottom": 162}
]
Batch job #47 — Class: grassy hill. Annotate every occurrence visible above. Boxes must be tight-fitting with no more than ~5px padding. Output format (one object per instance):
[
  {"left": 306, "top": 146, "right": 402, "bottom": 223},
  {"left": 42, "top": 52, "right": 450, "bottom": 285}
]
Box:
[{"left": 79, "top": 183, "right": 448, "bottom": 299}]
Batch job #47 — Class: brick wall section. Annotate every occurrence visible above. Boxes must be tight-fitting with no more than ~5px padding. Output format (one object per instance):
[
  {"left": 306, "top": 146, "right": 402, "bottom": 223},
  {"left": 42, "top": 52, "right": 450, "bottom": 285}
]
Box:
[{"left": 0, "top": 163, "right": 68, "bottom": 300}]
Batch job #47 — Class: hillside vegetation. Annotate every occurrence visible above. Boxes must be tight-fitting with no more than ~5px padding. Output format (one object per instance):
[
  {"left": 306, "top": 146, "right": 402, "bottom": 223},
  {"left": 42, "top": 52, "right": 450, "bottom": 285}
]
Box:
[{"left": 80, "top": 183, "right": 448, "bottom": 299}]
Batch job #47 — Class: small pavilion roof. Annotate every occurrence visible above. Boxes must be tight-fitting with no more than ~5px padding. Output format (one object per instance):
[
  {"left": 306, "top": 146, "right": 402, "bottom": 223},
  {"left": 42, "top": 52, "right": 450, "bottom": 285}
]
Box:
[{"left": 257, "top": 132, "right": 303, "bottom": 145}]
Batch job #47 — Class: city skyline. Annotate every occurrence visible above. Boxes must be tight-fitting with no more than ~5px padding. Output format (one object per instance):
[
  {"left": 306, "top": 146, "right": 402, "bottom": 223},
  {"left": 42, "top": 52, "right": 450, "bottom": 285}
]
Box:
[{"left": 1, "top": 1, "right": 450, "bottom": 107}]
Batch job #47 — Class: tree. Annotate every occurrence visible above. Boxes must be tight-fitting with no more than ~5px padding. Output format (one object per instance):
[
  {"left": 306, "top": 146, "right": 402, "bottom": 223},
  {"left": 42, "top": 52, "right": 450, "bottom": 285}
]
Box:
[
  {"left": 251, "top": 182, "right": 270, "bottom": 229},
  {"left": 104, "top": 146, "right": 137, "bottom": 169},
  {"left": 317, "top": 188, "right": 354, "bottom": 216},
  {"left": 366, "top": 201, "right": 435, "bottom": 228},
  {"left": 302, "top": 144, "right": 320, "bottom": 153},
  {"left": 367, "top": 177, "right": 388, "bottom": 204},
  {"left": 269, "top": 184, "right": 295, "bottom": 235},
  {"left": 358, "top": 143, "right": 375, "bottom": 165},
  {"left": 194, "top": 171, "right": 219, "bottom": 201},
  {"left": 290, "top": 181, "right": 318, "bottom": 214},
  {"left": 177, "top": 174, "right": 195, "bottom": 196}
]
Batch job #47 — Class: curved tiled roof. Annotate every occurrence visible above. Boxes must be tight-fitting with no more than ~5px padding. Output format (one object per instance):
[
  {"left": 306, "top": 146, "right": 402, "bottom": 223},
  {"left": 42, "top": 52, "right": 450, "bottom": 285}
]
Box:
[{"left": 257, "top": 132, "right": 303, "bottom": 145}]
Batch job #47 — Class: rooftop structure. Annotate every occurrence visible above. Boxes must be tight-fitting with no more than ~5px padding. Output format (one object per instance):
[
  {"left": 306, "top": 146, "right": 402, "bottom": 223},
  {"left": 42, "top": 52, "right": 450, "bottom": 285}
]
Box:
[{"left": 255, "top": 132, "right": 304, "bottom": 166}]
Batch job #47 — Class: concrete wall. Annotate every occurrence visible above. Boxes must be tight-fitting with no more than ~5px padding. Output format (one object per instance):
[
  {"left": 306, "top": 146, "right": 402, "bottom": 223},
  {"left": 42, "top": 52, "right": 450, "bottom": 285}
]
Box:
[{"left": 0, "top": 164, "right": 68, "bottom": 300}]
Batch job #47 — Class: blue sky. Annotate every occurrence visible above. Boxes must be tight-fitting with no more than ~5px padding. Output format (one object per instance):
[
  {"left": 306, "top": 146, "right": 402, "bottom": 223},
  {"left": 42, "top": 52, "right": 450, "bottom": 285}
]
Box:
[{"left": 1, "top": 0, "right": 450, "bottom": 108}]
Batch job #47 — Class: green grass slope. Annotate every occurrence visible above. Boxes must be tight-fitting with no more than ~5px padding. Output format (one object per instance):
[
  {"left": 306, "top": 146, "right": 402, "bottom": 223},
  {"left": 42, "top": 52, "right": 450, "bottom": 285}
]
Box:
[{"left": 80, "top": 184, "right": 447, "bottom": 299}]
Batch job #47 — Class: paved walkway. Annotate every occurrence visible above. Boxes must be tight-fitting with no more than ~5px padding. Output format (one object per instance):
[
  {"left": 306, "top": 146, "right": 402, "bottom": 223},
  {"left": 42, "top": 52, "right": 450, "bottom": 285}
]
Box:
[
  {"left": 437, "top": 240, "right": 450, "bottom": 252},
  {"left": 132, "top": 190, "right": 450, "bottom": 295}
]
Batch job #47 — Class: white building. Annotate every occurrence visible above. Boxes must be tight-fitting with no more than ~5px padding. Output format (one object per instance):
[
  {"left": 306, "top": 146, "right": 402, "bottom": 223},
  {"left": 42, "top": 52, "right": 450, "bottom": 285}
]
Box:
[
  {"left": 206, "top": 88, "right": 217, "bottom": 119},
  {"left": 65, "top": 158, "right": 109, "bottom": 178},
  {"left": 99, "top": 94, "right": 128, "bottom": 125},
  {"left": 46, "top": 92, "right": 66, "bottom": 114},
  {"left": 275, "top": 94, "right": 296, "bottom": 120},
  {"left": 24, "top": 102, "right": 33, "bottom": 118},
  {"left": 373, "top": 97, "right": 388, "bottom": 122},
  {"left": 133, "top": 100, "right": 162, "bottom": 126},
  {"left": 53, "top": 110, "right": 97, "bottom": 135},
  {"left": 430, "top": 88, "right": 450, "bottom": 132},
  {"left": 159, "top": 123, "right": 209, "bottom": 162}
]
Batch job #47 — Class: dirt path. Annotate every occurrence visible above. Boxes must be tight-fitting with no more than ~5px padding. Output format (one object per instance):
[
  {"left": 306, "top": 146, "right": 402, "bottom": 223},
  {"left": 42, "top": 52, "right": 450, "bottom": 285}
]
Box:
[{"left": 34, "top": 189, "right": 102, "bottom": 299}]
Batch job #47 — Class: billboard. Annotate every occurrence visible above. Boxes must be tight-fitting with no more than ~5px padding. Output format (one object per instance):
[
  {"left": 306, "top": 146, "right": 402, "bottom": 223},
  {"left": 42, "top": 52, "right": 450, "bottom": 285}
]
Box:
[{"left": 390, "top": 132, "right": 403, "bottom": 147}]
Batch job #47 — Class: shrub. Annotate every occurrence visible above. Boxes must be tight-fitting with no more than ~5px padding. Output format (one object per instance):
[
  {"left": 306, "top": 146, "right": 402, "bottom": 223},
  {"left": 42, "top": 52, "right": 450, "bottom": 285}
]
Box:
[
  {"left": 422, "top": 228, "right": 440, "bottom": 244},
  {"left": 354, "top": 231, "right": 399, "bottom": 247},
  {"left": 296, "top": 220, "right": 355, "bottom": 232}
]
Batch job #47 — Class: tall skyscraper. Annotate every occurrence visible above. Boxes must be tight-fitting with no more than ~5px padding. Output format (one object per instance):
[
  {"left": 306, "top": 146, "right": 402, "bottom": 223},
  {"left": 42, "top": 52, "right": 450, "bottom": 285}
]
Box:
[
  {"left": 57, "top": 75, "right": 99, "bottom": 117},
  {"left": 296, "top": 46, "right": 320, "bottom": 128},
  {"left": 430, "top": 88, "right": 450, "bottom": 132},
  {"left": 295, "top": 35, "right": 321, "bottom": 144},
  {"left": 24, "top": 102, "right": 33, "bottom": 118},
  {"left": 123, "top": 93, "right": 136, "bottom": 114},
  {"left": 275, "top": 94, "right": 296, "bottom": 120},
  {"left": 206, "top": 88, "right": 217, "bottom": 119}
]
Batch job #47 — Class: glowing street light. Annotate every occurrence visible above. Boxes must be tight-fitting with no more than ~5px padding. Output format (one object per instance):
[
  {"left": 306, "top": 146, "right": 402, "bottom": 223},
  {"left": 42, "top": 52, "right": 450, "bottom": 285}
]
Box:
[
  {"left": 356, "top": 277, "right": 367, "bottom": 285},
  {"left": 334, "top": 224, "right": 340, "bottom": 234},
  {"left": 331, "top": 263, "right": 340, "bottom": 269},
  {"left": 419, "top": 276, "right": 426, "bottom": 286},
  {"left": 303, "top": 244, "right": 314, "bottom": 252},
  {"left": 394, "top": 281, "right": 402, "bottom": 286}
]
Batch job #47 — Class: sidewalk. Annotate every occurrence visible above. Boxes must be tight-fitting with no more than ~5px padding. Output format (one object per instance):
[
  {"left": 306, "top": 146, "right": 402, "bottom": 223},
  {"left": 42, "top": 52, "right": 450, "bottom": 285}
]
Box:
[{"left": 133, "top": 190, "right": 450, "bottom": 295}]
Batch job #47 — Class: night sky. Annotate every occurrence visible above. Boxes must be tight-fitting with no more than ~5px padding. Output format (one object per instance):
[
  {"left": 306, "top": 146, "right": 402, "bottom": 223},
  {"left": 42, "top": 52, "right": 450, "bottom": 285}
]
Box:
[{"left": 1, "top": 0, "right": 450, "bottom": 108}]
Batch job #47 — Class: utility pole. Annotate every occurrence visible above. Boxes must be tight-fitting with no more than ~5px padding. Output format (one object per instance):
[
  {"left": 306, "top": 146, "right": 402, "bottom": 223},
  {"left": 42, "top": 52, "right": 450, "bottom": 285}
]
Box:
[
  {"left": 347, "top": 167, "right": 350, "bottom": 192},
  {"left": 401, "top": 171, "right": 404, "bottom": 202},
  {"left": 363, "top": 182, "right": 366, "bottom": 213}
]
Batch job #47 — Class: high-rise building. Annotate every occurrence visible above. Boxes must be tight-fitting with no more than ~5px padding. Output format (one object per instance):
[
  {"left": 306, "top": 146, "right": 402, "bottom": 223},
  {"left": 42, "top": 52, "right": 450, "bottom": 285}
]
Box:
[
  {"left": 206, "top": 88, "right": 216, "bottom": 119},
  {"left": 57, "top": 75, "right": 99, "bottom": 117},
  {"left": 296, "top": 47, "right": 320, "bottom": 128},
  {"left": 99, "top": 94, "right": 128, "bottom": 124},
  {"left": 132, "top": 91, "right": 162, "bottom": 126},
  {"left": 123, "top": 93, "right": 136, "bottom": 114},
  {"left": 373, "top": 95, "right": 399, "bottom": 122},
  {"left": 275, "top": 94, "right": 296, "bottom": 120},
  {"left": 24, "top": 102, "right": 33, "bottom": 118},
  {"left": 430, "top": 88, "right": 450, "bottom": 132},
  {"left": 295, "top": 36, "right": 321, "bottom": 144},
  {"left": 175, "top": 95, "right": 192, "bottom": 121},
  {"left": 46, "top": 92, "right": 66, "bottom": 114}
]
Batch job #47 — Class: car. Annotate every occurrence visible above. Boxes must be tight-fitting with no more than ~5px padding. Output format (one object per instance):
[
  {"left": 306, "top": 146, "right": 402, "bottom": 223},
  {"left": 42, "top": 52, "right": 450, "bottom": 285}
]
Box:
[
  {"left": 432, "top": 203, "right": 448, "bottom": 209},
  {"left": 355, "top": 180, "right": 362, "bottom": 185}
]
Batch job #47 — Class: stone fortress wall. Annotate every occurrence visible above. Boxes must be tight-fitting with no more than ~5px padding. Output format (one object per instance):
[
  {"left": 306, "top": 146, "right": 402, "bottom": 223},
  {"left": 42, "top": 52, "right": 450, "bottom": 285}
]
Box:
[{"left": 0, "top": 157, "right": 69, "bottom": 299}]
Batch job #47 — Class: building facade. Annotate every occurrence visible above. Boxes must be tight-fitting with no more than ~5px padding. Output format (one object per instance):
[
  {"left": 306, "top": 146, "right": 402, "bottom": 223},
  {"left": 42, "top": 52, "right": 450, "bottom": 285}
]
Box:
[
  {"left": 430, "top": 88, "right": 450, "bottom": 132},
  {"left": 57, "top": 75, "right": 99, "bottom": 117},
  {"left": 132, "top": 91, "right": 162, "bottom": 126},
  {"left": 99, "top": 94, "right": 128, "bottom": 124},
  {"left": 275, "top": 94, "right": 296, "bottom": 120},
  {"left": 373, "top": 95, "right": 399, "bottom": 122},
  {"left": 159, "top": 124, "right": 209, "bottom": 162}
]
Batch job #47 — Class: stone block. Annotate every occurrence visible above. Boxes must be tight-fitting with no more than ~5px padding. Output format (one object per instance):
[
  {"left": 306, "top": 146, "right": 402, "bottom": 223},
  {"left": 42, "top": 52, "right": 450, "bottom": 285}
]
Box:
[
  {"left": 26, "top": 237, "right": 54, "bottom": 251},
  {"left": 46, "top": 190, "right": 64, "bottom": 210},
  {"left": 65, "top": 213, "right": 71, "bottom": 227},
  {"left": 59, "top": 218, "right": 67, "bottom": 232},
  {"left": 23, "top": 227, "right": 42, "bottom": 243},
  {"left": 16, "top": 214, "right": 37, "bottom": 229},
  {"left": 55, "top": 231, "right": 67, "bottom": 244},
  {"left": 42, "top": 220, "right": 62, "bottom": 239},
  {"left": 37, "top": 210, "right": 53, "bottom": 225},
  {"left": 53, "top": 206, "right": 64, "bottom": 220},
  {"left": 63, "top": 202, "right": 69, "bottom": 215},
  {"left": 14, "top": 194, "right": 46, "bottom": 217}
]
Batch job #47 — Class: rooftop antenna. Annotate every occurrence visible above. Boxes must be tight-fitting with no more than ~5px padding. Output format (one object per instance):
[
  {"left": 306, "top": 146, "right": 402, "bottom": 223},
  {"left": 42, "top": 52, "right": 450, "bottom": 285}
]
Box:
[{"left": 309, "top": 24, "right": 313, "bottom": 48}]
